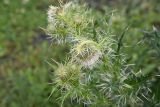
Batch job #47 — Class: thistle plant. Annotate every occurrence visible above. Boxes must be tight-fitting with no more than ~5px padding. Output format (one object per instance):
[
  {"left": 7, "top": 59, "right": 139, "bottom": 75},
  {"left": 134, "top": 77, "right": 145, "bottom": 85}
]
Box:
[{"left": 45, "top": 1, "right": 154, "bottom": 107}]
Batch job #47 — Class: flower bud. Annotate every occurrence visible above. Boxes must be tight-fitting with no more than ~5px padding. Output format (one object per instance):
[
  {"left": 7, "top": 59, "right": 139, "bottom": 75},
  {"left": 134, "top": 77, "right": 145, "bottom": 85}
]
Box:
[
  {"left": 54, "top": 63, "right": 81, "bottom": 89},
  {"left": 71, "top": 39, "right": 102, "bottom": 68},
  {"left": 46, "top": 3, "right": 73, "bottom": 43}
]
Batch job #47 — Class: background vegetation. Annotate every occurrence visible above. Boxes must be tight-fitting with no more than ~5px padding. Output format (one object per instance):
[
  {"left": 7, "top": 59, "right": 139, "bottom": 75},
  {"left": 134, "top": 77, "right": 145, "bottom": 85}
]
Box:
[{"left": 0, "top": 0, "right": 160, "bottom": 107}]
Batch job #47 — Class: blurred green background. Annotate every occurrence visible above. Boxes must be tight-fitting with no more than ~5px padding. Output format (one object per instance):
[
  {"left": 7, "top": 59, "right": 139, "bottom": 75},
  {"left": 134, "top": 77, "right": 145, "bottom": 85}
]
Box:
[
  {"left": 0, "top": 0, "right": 160, "bottom": 107},
  {"left": 0, "top": 0, "right": 67, "bottom": 106}
]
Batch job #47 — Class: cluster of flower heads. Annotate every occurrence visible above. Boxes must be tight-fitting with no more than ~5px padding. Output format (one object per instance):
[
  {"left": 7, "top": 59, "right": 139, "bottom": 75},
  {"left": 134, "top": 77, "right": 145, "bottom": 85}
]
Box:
[
  {"left": 46, "top": 2, "right": 152, "bottom": 107},
  {"left": 46, "top": 2, "right": 110, "bottom": 104},
  {"left": 46, "top": 2, "right": 108, "bottom": 69}
]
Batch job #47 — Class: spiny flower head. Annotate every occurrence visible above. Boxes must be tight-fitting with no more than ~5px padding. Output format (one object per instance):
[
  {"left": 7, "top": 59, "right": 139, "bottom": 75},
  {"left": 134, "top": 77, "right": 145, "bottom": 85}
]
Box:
[
  {"left": 71, "top": 39, "right": 102, "bottom": 68},
  {"left": 54, "top": 62, "right": 81, "bottom": 89},
  {"left": 46, "top": 2, "right": 93, "bottom": 44},
  {"left": 47, "top": 2, "right": 73, "bottom": 25},
  {"left": 46, "top": 2, "right": 74, "bottom": 44}
]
